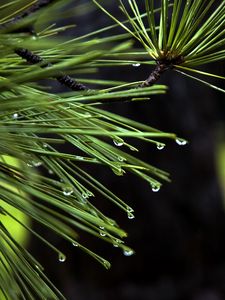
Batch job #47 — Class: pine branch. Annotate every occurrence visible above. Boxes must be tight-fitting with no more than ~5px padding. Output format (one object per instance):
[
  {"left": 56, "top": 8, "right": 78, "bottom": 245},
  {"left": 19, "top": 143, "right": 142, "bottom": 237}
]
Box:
[
  {"left": 14, "top": 47, "right": 167, "bottom": 101},
  {"left": 0, "top": 0, "right": 55, "bottom": 30},
  {"left": 94, "top": 0, "right": 225, "bottom": 93},
  {"left": 15, "top": 47, "right": 88, "bottom": 91},
  {"left": 5, "top": 1, "right": 222, "bottom": 299}
]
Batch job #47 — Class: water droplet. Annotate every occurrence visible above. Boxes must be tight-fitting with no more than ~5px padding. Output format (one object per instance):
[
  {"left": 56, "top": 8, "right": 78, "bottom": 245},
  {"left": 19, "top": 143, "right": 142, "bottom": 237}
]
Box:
[
  {"left": 113, "top": 238, "right": 122, "bottom": 247},
  {"left": 12, "top": 113, "right": 19, "bottom": 119},
  {"left": 123, "top": 248, "right": 134, "bottom": 256},
  {"left": 100, "top": 230, "right": 106, "bottom": 237},
  {"left": 85, "top": 191, "right": 93, "bottom": 198},
  {"left": 157, "top": 143, "right": 165, "bottom": 150},
  {"left": 48, "top": 169, "right": 54, "bottom": 175},
  {"left": 32, "top": 36, "right": 37, "bottom": 40},
  {"left": 62, "top": 185, "right": 74, "bottom": 196},
  {"left": 128, "top": 145, "right": 138, "bottom": 151},
  {"left": 117, "top": 156, "right": 126, "bottom": 162},
  {"left": 152, "top": 185, "right": 160, "bottom": 192},
  {"left": 113, "top": 138, "right": 124, "bottom": 147},
  {"left": 127, "top": 212, "right": 135, "bottom": 219},
  {"left": 132, "top": 63, "right": 141, "bottom": 67},
  {"left": 126, "top": 206, "right": 134, "bottom": 213},
  {"left": 75, "top": 156, "right": 85, "bottom": 160},
  {"left": 84, "top": 112, "right": 92, "bottom": 117},
  {"left": 43, "top": 143, "right": 48, "bottom": 148},
  {"left": 112, "top": 239, "right": 120, "bottom": 247},
  {"left": 176, "top": 138, "right": 187, "bottom": 146},
  {"left": 99, "top": 226, "right": 105, "bottom": 230},
  {"left": 32, "top": 160, "right": 42, "bottom": 167},
  {"left": 58, "top": 253, "right": 66, "bottom": 263},
  {"left": 112, "top": 168, "right": 124, "bottom": 176},
  {"left": 82, "top": 192, "right": 89, "bottom": 199},
  {"left": 72, "top": 242, "right": 79, "bottom": 247}
]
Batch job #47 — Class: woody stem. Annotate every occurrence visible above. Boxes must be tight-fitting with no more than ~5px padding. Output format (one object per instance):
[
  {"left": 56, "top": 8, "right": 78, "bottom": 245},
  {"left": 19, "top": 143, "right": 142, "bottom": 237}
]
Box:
[{"left": 140, "top": 63, "right": 168, "bottom": 87}]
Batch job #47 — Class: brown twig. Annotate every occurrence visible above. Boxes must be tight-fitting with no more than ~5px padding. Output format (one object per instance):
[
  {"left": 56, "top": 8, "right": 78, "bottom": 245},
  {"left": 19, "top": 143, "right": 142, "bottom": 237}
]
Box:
[
  {"left": 0, "top": 0, "right": 55, "bottom": 30},
  {"left": 140, "top": 55, "right": 185, "bottom": 88},
  {"left": 140, "top": 63, "right": 169, "bottom": 87},
  {"left": 15, "top": 47, "right": 88, "bottom": 91}
]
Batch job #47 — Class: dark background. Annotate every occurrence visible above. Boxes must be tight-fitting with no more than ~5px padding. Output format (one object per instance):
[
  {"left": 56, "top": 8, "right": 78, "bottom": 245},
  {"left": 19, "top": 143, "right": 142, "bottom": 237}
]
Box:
[{"left": 29, "top": 1, "right": 225, "bottom": 299}]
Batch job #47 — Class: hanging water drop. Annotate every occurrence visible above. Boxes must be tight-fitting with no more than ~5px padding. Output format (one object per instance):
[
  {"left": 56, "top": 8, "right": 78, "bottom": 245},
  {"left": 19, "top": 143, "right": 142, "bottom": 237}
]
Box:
[
  {"left": 132, "top": 63, "right": 141, "bottom": 67},
  {"left": 72, "top": 242, "right": 79, "bottom": 247},
  {"left": 112, "top": 168, "right": 124, "bottom": 176},
  {"left": 127, "top": 212, "right": 135, "bottom": 219},
  {"left": 176, "top": 138, "right": 187, "bottom": 146},
  {"left": 123, "top": 249, "right": 134, "bottom": 257},
  {"left": 75, "top": 156, "right": 85, "bottom": 160},
  {"left": 84, "top": 112, "right": 92, "bottom": 117},
  {"left": 117, "top": 156, "right": 126, "bottom": 162},
  {"left": 100, "top": 230, "right": 106, "bottom": 237},
  {"left": 126, "top": 206, "right": 134, "bottom": 213},
  {"left": 82, "top": 192, "right": 89, "bottom": 199},
  {"left": 32, "top": 160, "right": 42, "bottom": 167},
  {"left": 12, "top": 113, "right": 19, "bottom": 119},
  {"left": 152, "top": 185, "right": 160, "bottom": 192},
  {"left": 157, "top": 143, "right": 165, "bottom": 150},
  {"left": 58, "top": 253, "right": 66, "bottom": 263},
  {"left": 113, "top": 138, "right": 124, "bottom": 147},
  {"left": 128, "top": 145, "right": 138, "bottom": 151},
  {"left": 48, "top": 169, "right": 54, "bottom": 175},
  {"left": 62, "top": 185, "right": 74, "bottom": 196},
  {"left": 87, "top": 190, "right": 93, "bottom": 197}
]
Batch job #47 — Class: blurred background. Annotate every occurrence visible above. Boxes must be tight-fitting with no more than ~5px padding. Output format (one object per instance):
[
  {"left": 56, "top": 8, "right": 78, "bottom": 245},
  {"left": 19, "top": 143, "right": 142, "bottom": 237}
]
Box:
[{"left": 28, "top": 1, "right": 225, "bottom": 299}]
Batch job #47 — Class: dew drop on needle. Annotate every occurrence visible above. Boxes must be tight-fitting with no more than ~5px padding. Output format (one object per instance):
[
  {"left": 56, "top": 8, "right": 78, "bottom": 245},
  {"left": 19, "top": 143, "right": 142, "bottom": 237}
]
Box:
[
  {"left": 157, "top": 143, "right": 165, "bottom": 150},
  {"left": 58, "top": 253, "right": 66, "bottom": 263},
  {"left": 152, "top": 185, "right": 160, "bottom": 192},
  {"left": 132, "top": 63, "right": 141, "bottom": 67},
  {"left": 176, "top": 138, "right": 187, "bottom": 146},
  {"left": 62, "top": 185, "right": 74, "bottom": 196},
  {"left": 113, "top": 138, "right": 124, "bottom": 147},
  {"left": 123, "top": 249, "right": 134, "bottom": 257},
  {"left": 12, "top": 113, "right": 19, "bottom": 119},
  {"left": 127, "top": 212, "right": 135, "bottom": 219}
]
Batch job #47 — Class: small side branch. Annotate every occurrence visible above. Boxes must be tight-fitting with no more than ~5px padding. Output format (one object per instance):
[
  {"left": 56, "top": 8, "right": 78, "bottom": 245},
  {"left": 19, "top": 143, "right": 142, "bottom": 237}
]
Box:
[
  {"left": 15, "top": 48, "right": 44, "bottom": 64},
  {"left": 0, "top": 0, "right": 55, "bottom": 30},
  {"left": 140, "top": 55, "right": 185, "bottom": 88},
  {"left": 15, "top": 47, "right": 88, "bottom": 91},
  {"left": 140, "top": 63, "right": 168, "bottom": 87}
]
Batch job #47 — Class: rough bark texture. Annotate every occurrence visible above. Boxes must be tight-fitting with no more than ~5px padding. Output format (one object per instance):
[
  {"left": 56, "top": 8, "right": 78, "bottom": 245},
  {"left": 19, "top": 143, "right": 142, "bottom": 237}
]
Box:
[
  {"left": 140, "top": 63, "right": 168, "bottom": 87},
  {"left": 15, "top": 48, "right": 87, "bottom": 91}
]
